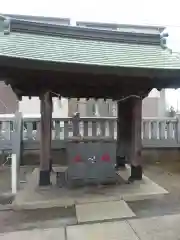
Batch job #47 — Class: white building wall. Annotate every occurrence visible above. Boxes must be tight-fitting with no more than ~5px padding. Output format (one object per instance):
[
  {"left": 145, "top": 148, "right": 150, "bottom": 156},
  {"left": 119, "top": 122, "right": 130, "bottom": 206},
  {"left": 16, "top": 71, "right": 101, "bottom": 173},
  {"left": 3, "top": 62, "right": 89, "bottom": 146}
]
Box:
[
  {"left": 19, "top": 97, "right": 69, "bottom": 117},
  {"left": 142, "top": 89, "right": 167, "bottom": 117},
  {"left": 148, "top": 88, "right": 160, "bottom": 98},
  {"left": 18, "top": 89, "right": 167, "bottom": 118}
]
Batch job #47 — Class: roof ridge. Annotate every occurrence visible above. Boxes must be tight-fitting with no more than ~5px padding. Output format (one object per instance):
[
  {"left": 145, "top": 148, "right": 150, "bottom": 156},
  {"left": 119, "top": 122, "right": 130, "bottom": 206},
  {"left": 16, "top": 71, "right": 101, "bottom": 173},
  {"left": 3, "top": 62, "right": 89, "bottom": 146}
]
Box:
[
  {"left": 76, "top": 21, "right": 165, "bottom": 33},
  {"left": 2, "top": 13, "right": 166, "bottom": 32},
  {"left": 2, "top": 13, "right": 71, "bottom": 25},
  {"left": 0, "top": 17, "right": 163, "bottom": 46}
]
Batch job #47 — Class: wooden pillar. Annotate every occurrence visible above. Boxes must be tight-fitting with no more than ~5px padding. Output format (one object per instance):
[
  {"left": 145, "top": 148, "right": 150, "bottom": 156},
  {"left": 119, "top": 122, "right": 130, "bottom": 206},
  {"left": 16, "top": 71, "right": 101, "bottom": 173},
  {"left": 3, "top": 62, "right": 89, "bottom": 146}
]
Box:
[
  {"left": 116, "top": 100, "right": 132, "bottom": 167},
  {"left": 129, "top": 97, "right": 142, "bottom": 181},
  {"left": 116, "top": 97, "right": 142, "bottom": 180},
  {"left": 39, "top": 91, "right": 52, "bottom": 186}
]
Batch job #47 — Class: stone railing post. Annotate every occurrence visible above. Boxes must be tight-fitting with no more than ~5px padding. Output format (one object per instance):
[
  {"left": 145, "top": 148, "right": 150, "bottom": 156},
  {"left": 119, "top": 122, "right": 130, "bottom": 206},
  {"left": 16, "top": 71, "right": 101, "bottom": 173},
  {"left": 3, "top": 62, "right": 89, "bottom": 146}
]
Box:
[
  {"left": 72, "top": 112, "right": 80, "bottom": 137},
  {"left": 12, "top": 112, "right": 23, "bottom": 164},
  {"left": 11, "top": 111, "right": 23, "bottom": 191},
  {"left": 176, "top": 114, "right": 180, "bottom": 145}
]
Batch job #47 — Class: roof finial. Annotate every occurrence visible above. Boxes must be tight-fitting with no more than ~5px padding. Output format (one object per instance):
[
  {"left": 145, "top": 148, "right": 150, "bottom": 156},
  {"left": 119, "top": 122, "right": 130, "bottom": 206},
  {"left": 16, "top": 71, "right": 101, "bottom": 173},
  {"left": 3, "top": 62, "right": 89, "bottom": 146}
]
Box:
[
  {"left": 0, "top": 15, "right": 11, "bottom": 35},
  {"left": 3, "top": 18, "right": 11, "bottom": 35},
  {"left": 160, "top": 32, "right": 168, "bottom": 49}
]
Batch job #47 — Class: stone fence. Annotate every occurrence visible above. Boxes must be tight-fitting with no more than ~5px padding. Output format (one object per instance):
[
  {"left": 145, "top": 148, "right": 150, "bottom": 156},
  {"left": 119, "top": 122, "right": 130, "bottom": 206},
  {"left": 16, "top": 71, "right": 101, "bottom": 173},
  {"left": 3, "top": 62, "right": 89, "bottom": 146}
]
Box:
[{"left": 0, "top": 113, "right": 179, "bottom": 164}]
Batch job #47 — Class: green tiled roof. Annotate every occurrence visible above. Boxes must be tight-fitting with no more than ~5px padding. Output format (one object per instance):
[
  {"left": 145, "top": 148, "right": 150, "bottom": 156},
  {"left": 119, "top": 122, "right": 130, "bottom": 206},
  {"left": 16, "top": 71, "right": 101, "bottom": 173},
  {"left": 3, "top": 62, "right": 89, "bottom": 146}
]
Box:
[{"left": 0, "top": 31, "right": 180, "bottom": 69}]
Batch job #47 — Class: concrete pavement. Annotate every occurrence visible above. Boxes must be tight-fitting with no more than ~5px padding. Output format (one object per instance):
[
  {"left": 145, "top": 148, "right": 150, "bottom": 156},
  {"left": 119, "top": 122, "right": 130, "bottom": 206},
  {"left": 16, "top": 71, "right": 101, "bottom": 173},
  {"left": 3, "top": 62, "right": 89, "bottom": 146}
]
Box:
[
  {"left": 75, "top": 200, "right": 135, "bottom": 223},
  {"left": 13, "top": 167, "right": 168, "bottom": 210},
  {"left": 1, "top": 213, "right": 180, "bottom": 239},
  {"left": 0, "top": 228, "right": 65, "bottom": 240}
]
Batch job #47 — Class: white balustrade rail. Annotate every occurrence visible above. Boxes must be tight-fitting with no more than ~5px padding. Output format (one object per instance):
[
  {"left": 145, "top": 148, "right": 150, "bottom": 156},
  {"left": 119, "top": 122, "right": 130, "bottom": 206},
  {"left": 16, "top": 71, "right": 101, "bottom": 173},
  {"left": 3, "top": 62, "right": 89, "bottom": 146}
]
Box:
[
  {"left": 142, "top": 117, "right": 177, "bottom": 140},
  {"left": 23, "top": 117, "right": 117, "bottom": 141},
  {"left": 0, "top": 114, "right": 179, "bottom": 150},
  {"left": 142, "top": 117, "right": 179, "bottom": 148}
]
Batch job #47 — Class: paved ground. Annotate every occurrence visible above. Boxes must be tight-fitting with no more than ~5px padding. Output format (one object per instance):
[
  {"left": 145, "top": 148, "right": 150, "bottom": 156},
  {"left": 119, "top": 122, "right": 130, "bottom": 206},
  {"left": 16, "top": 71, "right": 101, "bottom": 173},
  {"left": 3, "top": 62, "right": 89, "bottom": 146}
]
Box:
[
  {"left": 0, "top": 167, "right": 11, "bottom": 195},
  {"left": 0, "top": 161, "right": 180, "bottom": 235},
  {"left": 13, "top": 166, "right": 167, "bottom": 209},
  {"left": 0, "top": 206, "right": 76, "bottom": 233},
  {"left": 76, "top": 200, "right": 135, "bottom": 223},
  {"left": 0, "top": 227, "right": 66, "bottom": 240},
  {"left": 128, "top": 161, "right": 180, "bottom": 218},
  {"left": 1, "top": 214, "right": 180, "bottom": 239},
  {"left": 0, "top": 166, "right": 34, "bottom": 196},
  {"left": 67, "top": 214, "right": 180, "bottom": 240}
]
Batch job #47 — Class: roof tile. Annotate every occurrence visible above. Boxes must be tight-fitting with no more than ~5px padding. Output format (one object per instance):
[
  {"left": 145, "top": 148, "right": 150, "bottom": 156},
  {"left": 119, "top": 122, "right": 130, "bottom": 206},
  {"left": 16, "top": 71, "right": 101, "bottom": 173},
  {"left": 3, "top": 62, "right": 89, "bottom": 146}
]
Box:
[{"left": 0, "top": 32, "right": 180, "bottom": 69}]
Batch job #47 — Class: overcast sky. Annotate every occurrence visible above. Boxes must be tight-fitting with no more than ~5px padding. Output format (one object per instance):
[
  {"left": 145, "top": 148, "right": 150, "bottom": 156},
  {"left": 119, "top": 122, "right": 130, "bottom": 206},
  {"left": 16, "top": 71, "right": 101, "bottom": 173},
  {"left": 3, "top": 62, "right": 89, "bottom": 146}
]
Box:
[
  {"left": 1, "top": 0, "right": 180, "bottom": 109},
  {"left": 0, "top": 0, "right": 179, "bottom": 26}
]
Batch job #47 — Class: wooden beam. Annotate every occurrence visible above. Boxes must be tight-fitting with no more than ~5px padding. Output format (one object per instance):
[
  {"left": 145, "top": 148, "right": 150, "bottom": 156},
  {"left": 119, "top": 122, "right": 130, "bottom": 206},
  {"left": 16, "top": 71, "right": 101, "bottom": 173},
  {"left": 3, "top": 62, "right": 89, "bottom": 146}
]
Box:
[{"left": 39, "top": 91, "right": 52, "bottom": 186}]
